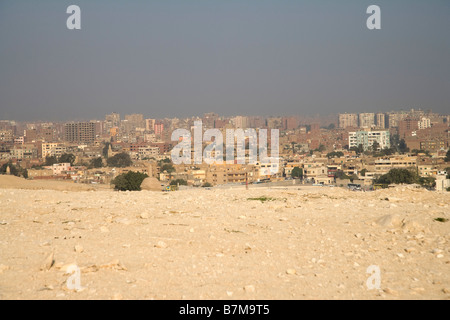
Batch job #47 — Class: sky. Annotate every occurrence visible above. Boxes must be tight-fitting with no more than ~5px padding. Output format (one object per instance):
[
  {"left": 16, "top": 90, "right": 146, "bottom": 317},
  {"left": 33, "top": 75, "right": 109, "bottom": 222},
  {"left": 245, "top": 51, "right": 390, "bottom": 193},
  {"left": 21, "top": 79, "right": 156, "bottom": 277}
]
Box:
[{"left": 0, "top": 0, "right": 449, "bottom": 121}]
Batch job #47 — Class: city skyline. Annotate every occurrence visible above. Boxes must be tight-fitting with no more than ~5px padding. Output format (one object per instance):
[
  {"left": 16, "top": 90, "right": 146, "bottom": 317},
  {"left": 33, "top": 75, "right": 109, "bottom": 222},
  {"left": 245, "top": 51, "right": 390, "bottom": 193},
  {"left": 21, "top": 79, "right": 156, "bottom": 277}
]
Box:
[{"left": 1, "top": 1, "right": 449, "bottom": 121}]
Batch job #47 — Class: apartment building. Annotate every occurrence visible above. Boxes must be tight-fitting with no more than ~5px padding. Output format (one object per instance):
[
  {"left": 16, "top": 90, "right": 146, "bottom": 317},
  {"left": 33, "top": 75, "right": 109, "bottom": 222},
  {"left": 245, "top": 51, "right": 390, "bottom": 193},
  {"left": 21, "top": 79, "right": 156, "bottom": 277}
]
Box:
[
  {"left": 64, "top": 122, "right": 95, "bottom": 143},
  {"left": 349, "top": 130, "right": 390, "bottom": 151},
  {"left": 338, "top": 113, "right": 358, "bottom": 129}
]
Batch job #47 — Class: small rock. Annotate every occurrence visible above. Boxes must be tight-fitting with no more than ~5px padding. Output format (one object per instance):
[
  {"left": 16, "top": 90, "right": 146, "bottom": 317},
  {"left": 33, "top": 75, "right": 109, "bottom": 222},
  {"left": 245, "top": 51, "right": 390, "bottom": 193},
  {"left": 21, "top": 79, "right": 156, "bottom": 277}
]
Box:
[
  {"left": 436, "top": 254, "right": 444, "bottom": 259},
  {"left": 155, "top": 241, "right": 167, "bottom": 249},
  {"left": 74, "top": 245, "right": 84, "bottom": 253},
  {"left": 286, "top": 269, "right": 296, "bottom": 275},
  {"left": 383, "top": 288, "right": 398, "bottom": 296},
  {"left": 40, "top": 251, "right": 55, "bottom": 271},
  {"left": 140, "top": 213, "right": 149, "bottom": 219},
  {"left": 442, "top": 288, "right": 450, "bottom": 294},
  {"left": 226, "top": 291, "right": 233, "bottom": 297},
  {"left": 244, "top": 285, "right": 255, "bottom": 293},
  {"left": 189, "top": 228, "right": 195, "bottom": 233}
]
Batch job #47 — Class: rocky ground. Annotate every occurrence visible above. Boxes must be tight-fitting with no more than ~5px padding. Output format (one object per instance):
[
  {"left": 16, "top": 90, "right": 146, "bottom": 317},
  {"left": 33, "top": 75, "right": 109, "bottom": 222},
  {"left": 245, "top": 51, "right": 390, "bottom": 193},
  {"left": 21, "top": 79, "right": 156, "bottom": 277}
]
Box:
[{"left": 0, "top": 176, "right": 449, "bottom": 300}]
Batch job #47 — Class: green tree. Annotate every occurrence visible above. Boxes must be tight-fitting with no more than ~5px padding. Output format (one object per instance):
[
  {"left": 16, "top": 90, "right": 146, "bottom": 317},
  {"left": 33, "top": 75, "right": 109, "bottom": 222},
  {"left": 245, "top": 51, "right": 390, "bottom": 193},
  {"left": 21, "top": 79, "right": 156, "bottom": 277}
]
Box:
[
  {"left": 375, "top": 168, "right": 418, "bottom": 185},
  {"left": 350, "top": 144, "right": 364, "bottom": 155},
  {"left": 327, "top": 151, "right": 344, "bottom": 158},
  {"left": 111, "top": 171, "right": 148, "bottom": 191},
  {"left": 291, "top": 167, "right": 303, "bottom": 179},
  {"left": 202, "top": 182, "right": 212, "bottom": 188},
  {"left": 371, "top": 141, "right": 380, "bottom": 152},
  {"left": 445, "top": 149, "right": 450, "bottom": 162},
  {"left": 89, "top": 157, "right": 103, "bottom": 169},
  {"left": 0, "top": 162, "right": 27, "bottom": 178},
  {"left": 334, "top": 170, "right": 351, "bottom": 180},
  {"left": 418, "top": 177, "right": 436, "bottom": 189},
  {"left": 102, "top": 142, "right": 111, "bottom": 158},
  {"left": 316, "top": 144, "right": 326, "bottom": 152},
  {"left": 107, "top": 152, "right": 132, "bottom": 168},
  {"left": 59, "top": 153, "right": 76, "bottom": 166},
  {"left": 444, "top": 167, "right": 450, "bottom": 179},
  {"left": 360, "top": 169, "right": 368, "bottom": 177},
  {"left": 398, "top": 139, "right": 409, "bottom": 154},
  {"left": 161, "top": 163, "right": 175, "bottom": 173},
  {"left": 45, "top": 156, "right": 58, "bottom": 166}
]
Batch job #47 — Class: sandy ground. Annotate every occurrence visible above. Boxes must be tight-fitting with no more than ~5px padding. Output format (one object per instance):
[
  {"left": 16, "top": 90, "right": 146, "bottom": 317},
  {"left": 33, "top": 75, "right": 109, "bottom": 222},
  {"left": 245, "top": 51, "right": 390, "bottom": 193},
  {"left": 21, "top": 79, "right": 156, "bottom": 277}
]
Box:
[{"left": 0, "top": 176, "right": 449, "bottom": 300}]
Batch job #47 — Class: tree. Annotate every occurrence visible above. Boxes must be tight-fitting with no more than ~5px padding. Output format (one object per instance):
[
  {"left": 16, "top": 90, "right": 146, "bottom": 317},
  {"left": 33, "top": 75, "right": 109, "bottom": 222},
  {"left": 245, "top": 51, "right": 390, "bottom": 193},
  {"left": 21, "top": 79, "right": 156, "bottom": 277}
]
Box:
[
  {"left": 0, "top": 162, "right": 27, "bottom": 178},
  {"left": 161, "top": 163, "right": 175, "bottom": 173},
  {"left": 375, "top": 168, "right": 418, "bottom": 185},
  {"left": 102, "top": 142, "right": 111, "bottom": 158},
  {"left": 45, "top": 156, "right": 58, "bottom": 166},
  {"left": 170, "top": 179, "right": 187, "bottom": 186},
  {"left": 371, "top": 141, "right": 380, "bottom": 152},
  {"left": 316, "top": 144, "right": 326, "bottom": 152},
  {"left": 350, "top": 144, "right": 364, "bottom": 155},
  {"left": 444, "top": 167, "right": 450, "bottom": 179},
  {"left": 327, "top": 151, "right": 344, "bottom": 159},
  {"left": 360, "top": 169, "right": 368, "bottom": 177},
  {"left": 418, "top": 177, "right": 436, "bottom": 189},
  {"left": 202, "top": 182, "right": 212, "bottom": 188},
  {"left": 111, "top": 171, "right": 148, "bottom": 191},
  {"left": 291, "top": 167, "right": 303, "bottom": 179},
  {"left": 59, "top": 153, "right": 76, "bottom": 166},
  {"left": 89, "top": 157, "right": 103, "bottom": 169},
  {"left": 398, "top": 139, "right": 409, "bottom": 154},
  {"left": 334, "top": 170, "right": 351, "bottom": 180},
  {"left": 445, "top": 149, "right": 450, "bottom": 162},
  {"left": 107, "top": 152, "right": 132, "bottom": 168}
]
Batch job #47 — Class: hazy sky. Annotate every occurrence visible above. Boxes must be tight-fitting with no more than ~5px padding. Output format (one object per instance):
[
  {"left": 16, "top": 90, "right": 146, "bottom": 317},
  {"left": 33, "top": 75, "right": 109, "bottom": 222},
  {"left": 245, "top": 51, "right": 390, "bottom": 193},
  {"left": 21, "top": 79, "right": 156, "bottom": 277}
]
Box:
[{"left": 0, "top": 0, "right": 449, "bottom": 121}]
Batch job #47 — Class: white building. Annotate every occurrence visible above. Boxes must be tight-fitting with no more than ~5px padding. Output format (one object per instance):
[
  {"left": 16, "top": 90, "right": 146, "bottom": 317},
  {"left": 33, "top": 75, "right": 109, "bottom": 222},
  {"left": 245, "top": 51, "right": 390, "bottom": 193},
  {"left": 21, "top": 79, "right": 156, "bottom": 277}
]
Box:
[
  {"left": 349, "top": 130, "right": 390, "bottom": 151},
  {"left": 418, "top": 117, "right": 431, "bottom": 130}
]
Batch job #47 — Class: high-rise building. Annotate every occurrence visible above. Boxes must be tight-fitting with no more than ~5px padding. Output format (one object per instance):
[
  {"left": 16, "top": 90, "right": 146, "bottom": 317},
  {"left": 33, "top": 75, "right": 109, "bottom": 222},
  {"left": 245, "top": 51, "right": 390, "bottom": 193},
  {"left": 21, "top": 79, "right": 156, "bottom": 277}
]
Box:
[
  {"left": 105, "top": 113, "right": 121, "bottom": 127},
  {"left": 154, "top": 122, "right": 164, "bottom": 135},
  {"left": 338, "top": 113, "right": 358, "bottom": 128},
  {"left": 376, "top": 113, "right": 386, "bottom": 129},
  {"left": 359, "top": 113, "right": 375, "bottom": 128},
  {"left": 125, "top": 114, "right": 145, "bottom": 129},
  {"left": 145, "top": 119, "right": 156, "bottom": 132},
  {"left": 233, "top": 116, "right": 248, "bottom": 129},
  {"left": 64, "top": 122, "right": 95, "bottom": 143}
]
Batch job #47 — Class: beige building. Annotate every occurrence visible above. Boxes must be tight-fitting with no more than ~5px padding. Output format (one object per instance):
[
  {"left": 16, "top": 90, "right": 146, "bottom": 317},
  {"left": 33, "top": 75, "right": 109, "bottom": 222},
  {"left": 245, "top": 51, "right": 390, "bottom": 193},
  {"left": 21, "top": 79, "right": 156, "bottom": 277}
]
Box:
[
  {"left": 359, "top": 113, "right": 375, "bottom": 128},
  {"left": 338, "top": 113, "right": 358, "bottom": 129},
  {"left": 41, "top": 143, "right": 66, "bottom": 159}
]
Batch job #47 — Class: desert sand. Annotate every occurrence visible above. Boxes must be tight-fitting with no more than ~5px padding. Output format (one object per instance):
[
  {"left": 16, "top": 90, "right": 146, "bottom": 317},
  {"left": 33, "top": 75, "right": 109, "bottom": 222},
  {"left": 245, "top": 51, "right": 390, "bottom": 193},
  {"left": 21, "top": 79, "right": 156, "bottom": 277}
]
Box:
[{"left": 0, "top": 176, "right": 449, "bottom": 300}]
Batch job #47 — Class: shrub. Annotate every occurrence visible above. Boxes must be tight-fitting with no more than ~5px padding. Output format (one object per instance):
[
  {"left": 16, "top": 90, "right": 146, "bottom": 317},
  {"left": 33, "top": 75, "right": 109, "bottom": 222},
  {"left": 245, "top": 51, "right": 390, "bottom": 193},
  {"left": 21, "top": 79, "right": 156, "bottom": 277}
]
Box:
[
  {"left": 59, "top": 153, "right": 76, "bottom": 166},
  {"left": 291, "top": 167, "right": 303, "bottom": 179},
  {"left": 111, "top": 171, "right": 148, "bottom": 191},
  {"left": 107, "top": 152, "right": 132, "bottom": 168},
  {"left": 202, "top": 182, "right": 212, "bottom": 188},
  {"left": 89, "top": 157, "right": 103, "bottom": 169}
]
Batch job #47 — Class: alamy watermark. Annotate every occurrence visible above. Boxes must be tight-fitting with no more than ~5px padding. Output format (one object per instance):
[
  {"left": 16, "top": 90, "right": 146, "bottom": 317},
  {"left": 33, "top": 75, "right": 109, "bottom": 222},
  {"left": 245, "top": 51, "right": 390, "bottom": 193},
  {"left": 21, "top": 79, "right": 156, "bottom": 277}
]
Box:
[
  {"left": 366, "top": 265, "right": 381, "bottom": 290},
  {"left": 66, "top": 5, "right": 381, "bottom": 30},
  {"left": 171, "top": 121, "right": 280, "bottom": 174}
]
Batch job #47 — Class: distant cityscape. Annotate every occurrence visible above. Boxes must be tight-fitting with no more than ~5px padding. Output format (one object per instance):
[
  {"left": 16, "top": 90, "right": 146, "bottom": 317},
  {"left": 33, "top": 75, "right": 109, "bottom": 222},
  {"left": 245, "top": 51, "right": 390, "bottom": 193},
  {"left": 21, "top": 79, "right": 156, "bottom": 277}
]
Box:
[{"left": 0, "top": 108, "right": 449, "bottom": 191}]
